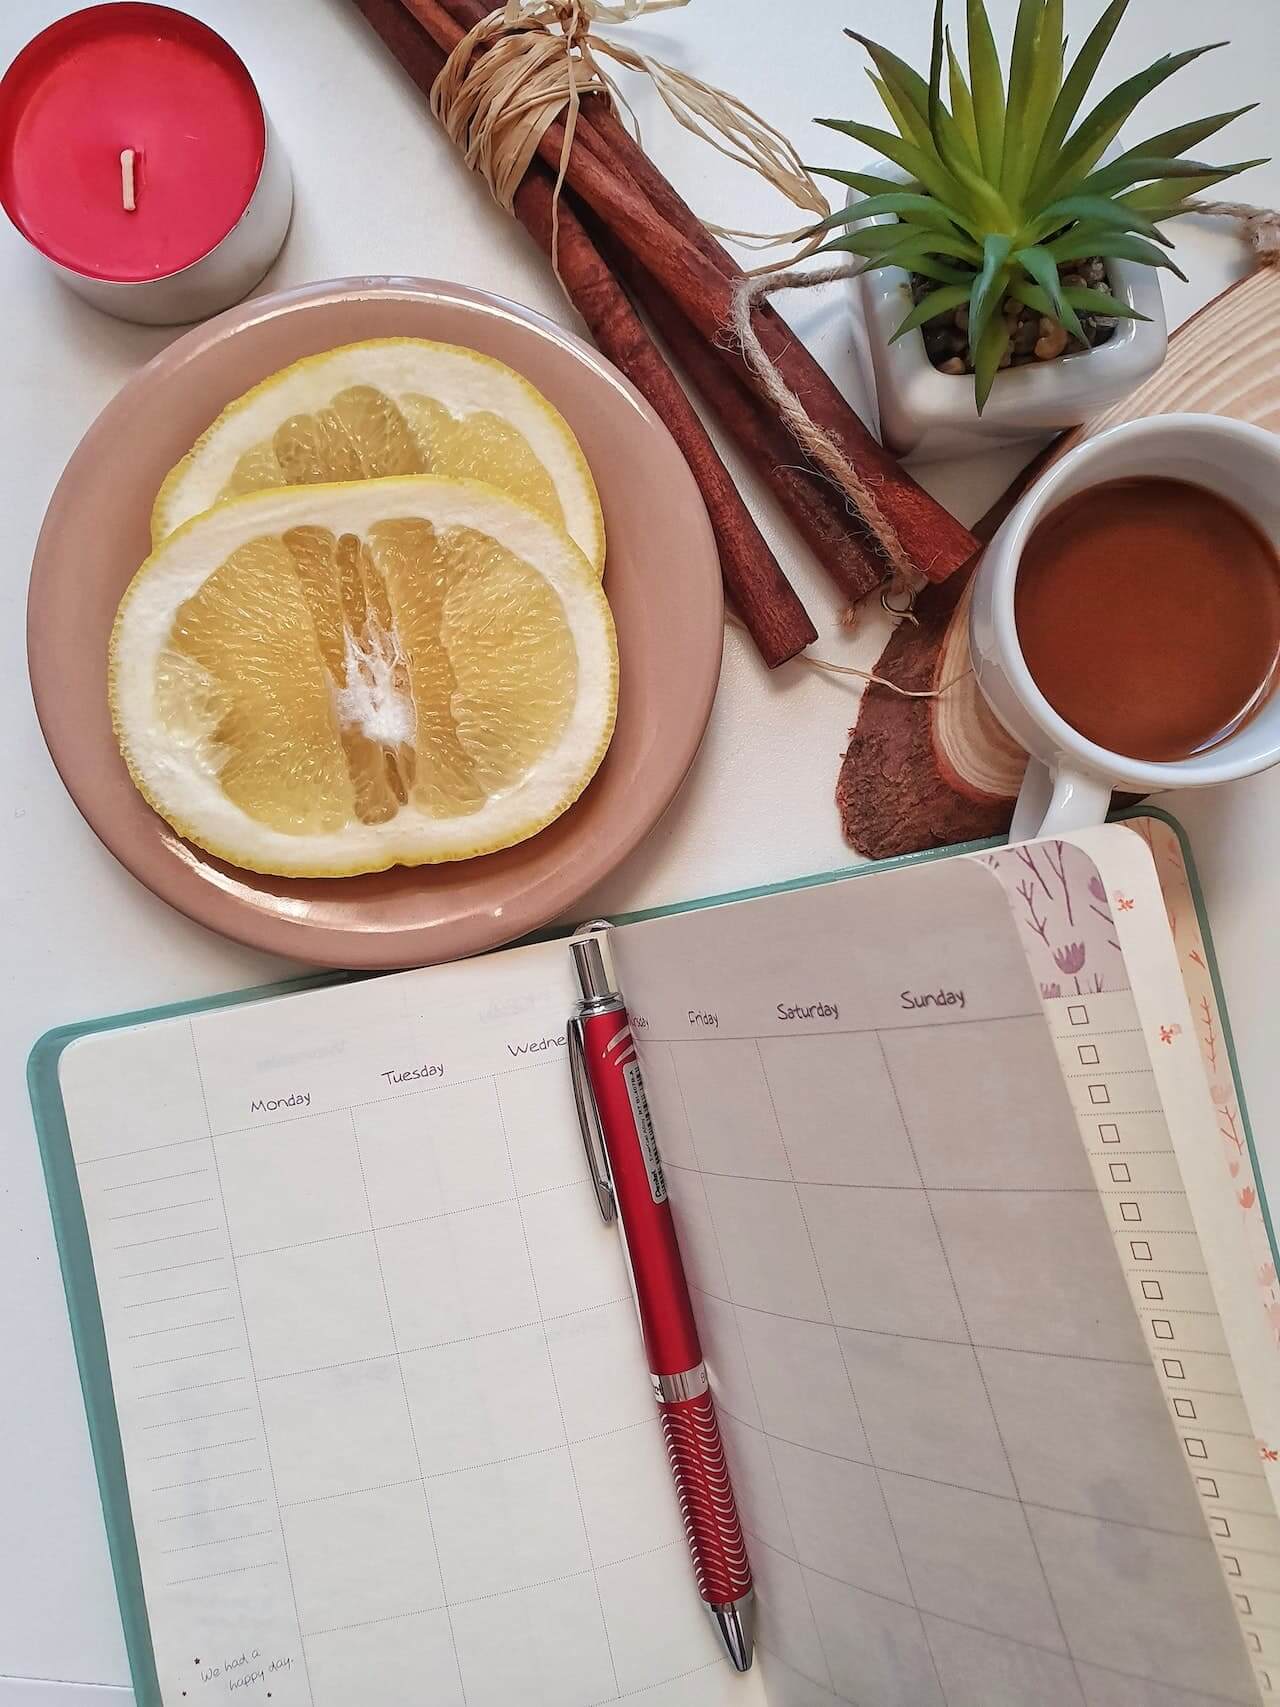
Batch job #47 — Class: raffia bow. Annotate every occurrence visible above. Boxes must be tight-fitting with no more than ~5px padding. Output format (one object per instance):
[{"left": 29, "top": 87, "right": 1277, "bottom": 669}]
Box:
[{"left": 429, "top": 0, "right": 829, "bottom": 269}]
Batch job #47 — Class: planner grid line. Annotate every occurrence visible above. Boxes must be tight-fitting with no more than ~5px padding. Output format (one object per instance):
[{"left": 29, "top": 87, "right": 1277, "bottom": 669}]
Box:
[
  {"left": 492, "top": 1079, "right": 624, "bottom": 1705},
  {"left": 644, "top": 971, "right": 1266, "bottom": 1705},
  {"left": 871, "top": 1032, "right": 1086, "bottom": 1703},
  {"left": 192, "top": 1022, "right": 317, "bottom": 1707},
  {"left": 780, "top": 1032, "right": 960, "bottom": 1707},
  {"left": 345, "top": 1106, "right": 469, "bottom": 1707},
  {"left": 666, "top": 1051, "right": 842, "bottom": 1702}
]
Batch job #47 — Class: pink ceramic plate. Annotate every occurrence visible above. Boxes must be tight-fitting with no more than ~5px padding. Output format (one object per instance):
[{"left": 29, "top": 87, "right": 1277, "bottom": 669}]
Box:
[{"left": 28, "top": 278, "right": 723, "bottom": 969}]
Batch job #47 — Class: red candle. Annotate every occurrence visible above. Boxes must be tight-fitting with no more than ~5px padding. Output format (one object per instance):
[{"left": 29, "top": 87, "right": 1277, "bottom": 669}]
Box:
[{"left": 0, "top": 4, "right": 291, "bottom": 323}]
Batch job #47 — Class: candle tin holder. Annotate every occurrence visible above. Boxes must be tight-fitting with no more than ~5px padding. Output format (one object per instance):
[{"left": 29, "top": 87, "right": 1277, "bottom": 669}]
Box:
[{"left": 0, "top": 5, "right": 292, "bottom": 325}]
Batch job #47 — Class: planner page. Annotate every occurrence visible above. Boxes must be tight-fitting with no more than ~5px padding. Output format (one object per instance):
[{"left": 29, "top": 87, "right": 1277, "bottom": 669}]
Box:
[
  {"left": 57, "top": 941, "right": 765, "bottom": 1707},
  {"left": 610, "top": 854, "right": 1259, "bottom": 1707}
]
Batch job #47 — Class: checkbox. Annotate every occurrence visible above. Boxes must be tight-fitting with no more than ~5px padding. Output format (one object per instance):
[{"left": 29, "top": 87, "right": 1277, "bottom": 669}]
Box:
[
  {"left": 1225, "top": 1555, "right": 1242, "bottom": 1577},
  {"left": 1077, "top": 1043, "right": 1100, "bottom": 1065},
  {"left": 1185, "top": 1437, "right": 1207, "bottom": 1458},
  {"left": 1142, "top": 1280, "right": 1164, "bottom": 1300},
  {"left": 1164, "top": 1358, "right": 1186, "bottom": 1379},
  {"left": 1120, "top": 1201, "right": 1142, "bottom": 1222},
  {"left": 1247, "top": 1632, "right": 1262, "bottom": 1654},
  {"left": 1195, "top": 1473, "right": 1218, "bottom": 1496},
  {"left": 1110, "top": 1162, "right": 1132, "bottom": 1183},
  {"left": 1088, "top": 1083, "right": 1111, "bottom": 1105},
  {"left": 1152, "top": 1318, "right": 1174, "bottom": 1340},
  {"left": 1131, "top": 1240, "right": 1153, "bottom": 1260},
  {"left": 1210, "top": 1515, "right": 1230, "bottom": 1537},
  {"left": 1173, "top": 1397, "right": 1196, "bottom": 1418},
  {"left": 1099, "top": 1123, "right": 1120, "bottom": 1143},
  {"left": 1236, "top": 1593, "right": 1252, "bottom": 1615},
  {"left": 1068, "top": 1004, "right": 1090, "bottom": 1025}
]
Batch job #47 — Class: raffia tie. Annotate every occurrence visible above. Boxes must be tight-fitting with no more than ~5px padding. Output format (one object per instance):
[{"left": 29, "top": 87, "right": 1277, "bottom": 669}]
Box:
[{"left": 429, "top": 0, "right": 828, "bottom": 269}]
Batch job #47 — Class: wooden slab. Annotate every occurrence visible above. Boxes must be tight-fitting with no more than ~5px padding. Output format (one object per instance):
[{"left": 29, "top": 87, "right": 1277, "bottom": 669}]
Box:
[{"left": 838, "top": 268, "right": 1280, "bottom": 859}]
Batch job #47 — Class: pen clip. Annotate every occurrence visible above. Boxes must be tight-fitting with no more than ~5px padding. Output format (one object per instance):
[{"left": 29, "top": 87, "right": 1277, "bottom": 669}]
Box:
[{"left": 567, "top": 1016, "right": 616, "bottom": 1225}]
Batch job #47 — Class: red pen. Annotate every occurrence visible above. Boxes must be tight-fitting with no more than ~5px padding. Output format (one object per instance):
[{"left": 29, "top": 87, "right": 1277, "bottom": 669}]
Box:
[{"left": 567, "top": 926, "right": 754, "bottom": 1671}]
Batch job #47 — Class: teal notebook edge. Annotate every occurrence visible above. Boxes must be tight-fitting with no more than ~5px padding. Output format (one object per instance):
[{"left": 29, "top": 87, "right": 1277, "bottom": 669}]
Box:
[{"left": 26, "top": 810, "right": 1273, "bottom": 1706}]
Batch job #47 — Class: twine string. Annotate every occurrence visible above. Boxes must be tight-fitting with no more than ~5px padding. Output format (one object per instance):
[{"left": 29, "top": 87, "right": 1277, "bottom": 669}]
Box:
[
  {"left": 1187, "top": 199, "right": 1280, "bottom": 268},
  {"left": 723, "top": 613, "right": 969, "bottom": 698},
  {"left": 728, "top": 261, "right": 921, "bottom": 595}
]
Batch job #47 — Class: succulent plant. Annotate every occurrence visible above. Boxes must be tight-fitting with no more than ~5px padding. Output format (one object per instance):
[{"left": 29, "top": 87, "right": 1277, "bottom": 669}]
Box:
[{"left": 812, "top": 0, "right": 1264, "bottom": 409}]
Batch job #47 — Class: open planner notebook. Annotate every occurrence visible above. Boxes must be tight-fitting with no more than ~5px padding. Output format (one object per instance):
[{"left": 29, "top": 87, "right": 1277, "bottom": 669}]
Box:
[{"left": 29, "top": 814, "right": 1280, "bottom": 1707}]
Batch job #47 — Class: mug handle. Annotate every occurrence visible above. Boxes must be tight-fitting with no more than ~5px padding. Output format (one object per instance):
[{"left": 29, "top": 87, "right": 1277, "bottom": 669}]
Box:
[{"left": 1009, "top": 759, "right": 1113, "bottom": 843}]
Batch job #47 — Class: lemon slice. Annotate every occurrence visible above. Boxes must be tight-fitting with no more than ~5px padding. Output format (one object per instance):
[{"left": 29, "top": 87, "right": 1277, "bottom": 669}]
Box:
[
  {"left": 151, "top": 338, "right": 606, "bottom": 576},
  {"left": 111, "top": 477, "right": 618, "bottom": 876}
]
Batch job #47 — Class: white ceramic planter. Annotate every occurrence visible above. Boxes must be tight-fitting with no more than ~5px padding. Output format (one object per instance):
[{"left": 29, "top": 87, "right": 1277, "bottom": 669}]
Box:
[{"left": 849, "top": 168, "right": 1168, "bottom": 462}]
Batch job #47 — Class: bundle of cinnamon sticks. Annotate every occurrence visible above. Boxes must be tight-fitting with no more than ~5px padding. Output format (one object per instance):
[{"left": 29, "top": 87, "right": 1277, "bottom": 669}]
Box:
[{"left": 352, "top": 0, "right": 978, "bottom": 665}]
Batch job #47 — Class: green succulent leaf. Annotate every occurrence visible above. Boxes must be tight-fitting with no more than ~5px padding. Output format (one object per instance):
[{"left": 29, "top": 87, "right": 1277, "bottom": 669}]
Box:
[
  {"left": 968, "top": 233, "right": 1014, "bottom": 354},
  {"left": 1031, "top": 0, "right": 1130, "bottom": 186},
  {"left": 846, "top": 30, "right": 933, "bottom": 142},
  {"left": 1123, "top": 160, "right": 1265, "bottom": 211},
  {"left": 1006, "top": 0, "right": 1066, "bottom": 205},
  {"left": 916, "top": 3, "right": 994, "bottom": 194},
  {"left": 1001, "top": 0, "right": 1054, "bottom": 201},
  {"left": 890, "top": 285, "right": 973, "bottom": 341},
  {"left": 867, "top": 71, "right": 928, "bottom": 147},
  {"left": 815, "top": 225, "right": 924, "bottom": 257},
  {"left": 1060, "top": 285, "right": 1149, "bottom": 319},
  {"left": 1076, "top": 155, "right": 1225, "bottom": 199},
  {"left": 846, "top": 243, "right": 975, "bottom": 286},
  {"left": 818, "top": 225, "right": 982, "bottom": 265},
  {"left": 814, "top": 119, "right": 966, "bottom": 208},
  {"left": 1009, "top": 279, "right": 1151, "bottom": 322},
  {"left": 1034, "top": 43, "right": 1226, "bottom": 205},
  {"left": 972, "top": 311, "right": 1012, "bottom": 414},
  {"left": 965, "top": 0, "right": 1005, "bottom": 180},
  {"left": 803, "top": 194, "right": 977, "bottom": 240},
  {"left": 1028, "top": 193, "right": 1169, "bottom": 246},
  {"left": 1012, "top": 245, "right": 1085, "bottom": 340},
  {"left": 946, "top": 31, "right": 980, "bottom": 161},
  {"left": 806, "top": 165, "right": 923, "bottom": 198},
  {"left": 928, "top": 0, "right": 947, "bottom": 154},
  {"left": 1045, "top": 230, "right": 1188, "bottom": 279},
  {"left": 1107, "top": 107, "right": 1257, "bottom": 169}
]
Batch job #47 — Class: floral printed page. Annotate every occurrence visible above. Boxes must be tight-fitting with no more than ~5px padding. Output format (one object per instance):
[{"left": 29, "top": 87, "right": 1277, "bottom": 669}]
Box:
[
  {"left": 1124, "top": 813, "right": 1280, "bottom": 1436},
  {"left": 611, "top": 847, "right": 1262, "bottom": 1707}
]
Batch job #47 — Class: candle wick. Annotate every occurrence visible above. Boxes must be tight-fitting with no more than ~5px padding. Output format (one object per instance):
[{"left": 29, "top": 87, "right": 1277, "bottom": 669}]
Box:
[{"left": 120, "top": 149, "right": 137, "bottom": 213}]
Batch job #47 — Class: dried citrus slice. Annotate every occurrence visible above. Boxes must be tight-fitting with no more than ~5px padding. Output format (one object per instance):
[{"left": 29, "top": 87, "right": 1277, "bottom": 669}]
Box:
[
  {"left": 151, "top": 338, "right": 605, "bottom": 576},
  {"left": 111, "top": 477, "right": 617, "bottom": 875}
]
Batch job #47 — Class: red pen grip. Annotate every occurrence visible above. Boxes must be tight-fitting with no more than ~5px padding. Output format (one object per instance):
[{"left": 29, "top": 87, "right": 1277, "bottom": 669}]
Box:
[{"left": 659, "top": 1389, "right": 753, "bottom": 1605}]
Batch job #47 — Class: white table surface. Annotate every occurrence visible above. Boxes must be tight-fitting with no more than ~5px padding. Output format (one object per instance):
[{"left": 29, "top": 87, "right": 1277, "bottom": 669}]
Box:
[{"left": 2, "top": 2, "right": 1277, "bottom": 1699}]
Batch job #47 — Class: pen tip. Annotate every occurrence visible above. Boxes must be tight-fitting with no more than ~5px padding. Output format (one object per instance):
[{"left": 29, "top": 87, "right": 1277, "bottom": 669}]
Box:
[{"left": 710, "top": 1594, "right": 755, "bottom": 1671}]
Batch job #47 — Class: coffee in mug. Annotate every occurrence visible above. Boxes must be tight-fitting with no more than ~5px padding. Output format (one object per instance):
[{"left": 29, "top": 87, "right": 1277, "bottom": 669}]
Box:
[{"left": 1015, "top": 477, "right": 1280, "bottom": 763}]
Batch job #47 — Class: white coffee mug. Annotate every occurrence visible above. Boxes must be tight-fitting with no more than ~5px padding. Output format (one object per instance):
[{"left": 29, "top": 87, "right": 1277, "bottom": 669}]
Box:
[{"left": 969, "top": 414, "right": 1280, "bottom": 842}]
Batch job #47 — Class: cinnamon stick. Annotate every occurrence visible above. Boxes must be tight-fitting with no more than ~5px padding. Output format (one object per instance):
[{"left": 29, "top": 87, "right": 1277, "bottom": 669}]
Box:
[
  {"left": 399, "top": 0, "right": 978, "bottom": 583},
  {"left": 594, "top": 228, "right": 883, "bottom": 606},
  {"left": 352, "top": 0, "right": 817, "bottom": 666}
]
